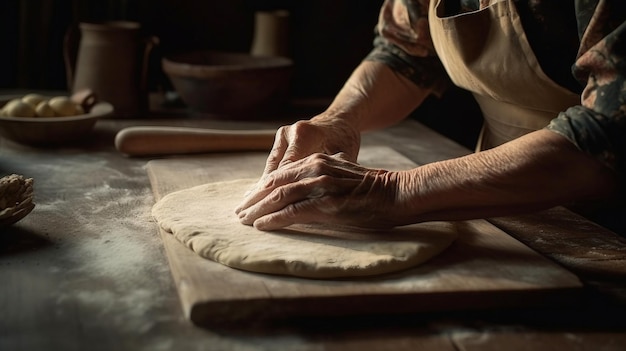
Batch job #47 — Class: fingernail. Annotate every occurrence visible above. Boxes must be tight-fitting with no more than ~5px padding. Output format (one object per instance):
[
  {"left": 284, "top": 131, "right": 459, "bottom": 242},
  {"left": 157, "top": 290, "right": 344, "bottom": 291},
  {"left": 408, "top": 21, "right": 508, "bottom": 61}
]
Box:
[{"left": 253, "top": 220, "right": 266, "bottom": 231}]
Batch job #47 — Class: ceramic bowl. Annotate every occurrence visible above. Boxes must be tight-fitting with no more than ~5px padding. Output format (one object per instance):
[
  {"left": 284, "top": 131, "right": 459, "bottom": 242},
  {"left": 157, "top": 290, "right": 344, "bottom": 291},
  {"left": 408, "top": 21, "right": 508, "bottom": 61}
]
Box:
[
  {"left": 0, "top": 96, "right": 113, "bottom": 145},
  {"left": 162, "top": 50, "right": 293, "bottom": 119}
]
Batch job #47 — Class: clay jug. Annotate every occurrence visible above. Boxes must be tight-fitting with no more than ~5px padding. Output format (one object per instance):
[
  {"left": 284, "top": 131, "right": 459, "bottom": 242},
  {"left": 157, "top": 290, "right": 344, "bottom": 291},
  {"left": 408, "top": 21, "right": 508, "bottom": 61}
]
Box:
[{"left": 65, "top": 21, "right": 158, "bottom": 117}]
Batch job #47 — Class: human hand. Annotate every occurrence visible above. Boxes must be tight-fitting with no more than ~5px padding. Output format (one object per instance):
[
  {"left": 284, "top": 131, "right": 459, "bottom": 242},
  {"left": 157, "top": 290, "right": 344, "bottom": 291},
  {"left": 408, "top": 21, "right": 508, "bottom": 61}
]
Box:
[
  {"left": 262, "top": 115, "right": 361, "bottom": 177},
  {"left": 235, "top": 152, "right": 409, "bottom": 231}
]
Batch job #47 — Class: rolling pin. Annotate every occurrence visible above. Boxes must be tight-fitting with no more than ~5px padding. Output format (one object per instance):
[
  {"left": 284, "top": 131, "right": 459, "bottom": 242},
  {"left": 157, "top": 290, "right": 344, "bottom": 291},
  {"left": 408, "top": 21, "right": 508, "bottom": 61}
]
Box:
[{"left": 115, "top": 126, "right": 277, "bottom": 156}]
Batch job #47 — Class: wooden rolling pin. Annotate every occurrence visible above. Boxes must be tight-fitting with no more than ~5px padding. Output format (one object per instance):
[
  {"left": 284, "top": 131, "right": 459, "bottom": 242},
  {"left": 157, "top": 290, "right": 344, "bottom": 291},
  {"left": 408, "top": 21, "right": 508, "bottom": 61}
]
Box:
[{"left": 115, "top": 126, "right": 277, "bottom": 156}]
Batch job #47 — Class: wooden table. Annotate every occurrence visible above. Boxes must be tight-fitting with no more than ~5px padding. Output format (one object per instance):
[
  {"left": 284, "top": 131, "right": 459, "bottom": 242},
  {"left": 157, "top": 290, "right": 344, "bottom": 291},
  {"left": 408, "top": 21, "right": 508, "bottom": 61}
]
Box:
[{"left": 1, "top": 112, "right": 625, "bottom": 351}]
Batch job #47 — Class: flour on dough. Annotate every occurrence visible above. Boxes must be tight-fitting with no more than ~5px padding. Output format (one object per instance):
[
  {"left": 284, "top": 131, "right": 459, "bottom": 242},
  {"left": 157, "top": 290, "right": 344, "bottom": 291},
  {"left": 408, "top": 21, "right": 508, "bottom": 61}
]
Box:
[{"left": 152, "top": 179, "right": 457, "bottom": 279}]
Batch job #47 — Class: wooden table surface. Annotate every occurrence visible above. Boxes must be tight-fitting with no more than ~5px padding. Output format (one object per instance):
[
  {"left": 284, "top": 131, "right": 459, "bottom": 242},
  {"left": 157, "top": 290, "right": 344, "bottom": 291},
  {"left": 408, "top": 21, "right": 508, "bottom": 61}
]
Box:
[{"left": 1, "top": 108, "right": 625, "bottom": 351}]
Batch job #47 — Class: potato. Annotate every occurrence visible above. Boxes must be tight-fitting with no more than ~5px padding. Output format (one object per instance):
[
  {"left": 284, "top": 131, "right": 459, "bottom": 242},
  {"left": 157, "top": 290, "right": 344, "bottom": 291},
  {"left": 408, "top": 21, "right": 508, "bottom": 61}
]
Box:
[
  {"left": 4, "top": 100, "right": 36, "bottom": 117},
  {"left": 48, "top": 96, "right": 76, "bottom": 117},
  {"left": 1, "top": 99, "right": 23, "bottom": 116},
  {"left": 2, "top": 94, "right": 86, "bottom": 118},
  {"left": 34, "top": 101, "right": 55, "bottom": 117},
  {"left": 21, "top": 93, "right": 46, "bottom": 108}
]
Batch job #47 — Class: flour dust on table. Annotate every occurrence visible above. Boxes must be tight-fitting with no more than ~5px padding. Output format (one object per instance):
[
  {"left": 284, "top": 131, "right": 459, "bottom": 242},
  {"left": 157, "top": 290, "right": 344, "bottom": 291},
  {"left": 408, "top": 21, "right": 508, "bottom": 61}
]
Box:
[{"left": 151, "top": 179, "right": 457, "bottom": 279}]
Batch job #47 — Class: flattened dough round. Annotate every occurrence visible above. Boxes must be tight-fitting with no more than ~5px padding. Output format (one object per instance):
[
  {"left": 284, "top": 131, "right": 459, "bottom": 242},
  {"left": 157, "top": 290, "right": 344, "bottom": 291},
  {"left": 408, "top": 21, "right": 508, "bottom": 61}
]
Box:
[{"left": 152, "top": 179, "right": 457, "bottom": 279}]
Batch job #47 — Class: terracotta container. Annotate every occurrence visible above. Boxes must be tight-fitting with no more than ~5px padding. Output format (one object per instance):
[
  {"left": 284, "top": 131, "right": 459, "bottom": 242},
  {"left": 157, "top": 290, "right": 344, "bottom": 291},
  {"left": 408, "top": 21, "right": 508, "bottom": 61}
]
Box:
[
  {"left": 65, "top": 21, "right": 158, "bottom": 117},
  {"left": 162, "top": 51, "right": 293, "bottom": 119}
]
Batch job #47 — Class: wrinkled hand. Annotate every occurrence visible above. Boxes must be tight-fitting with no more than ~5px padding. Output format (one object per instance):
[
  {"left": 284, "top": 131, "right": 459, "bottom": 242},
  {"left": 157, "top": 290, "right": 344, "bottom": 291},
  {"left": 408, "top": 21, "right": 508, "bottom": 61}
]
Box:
[
  {"left": 235, "top": 152, "right": 405, "bottom": 231},
  {"left": 262, "top": 116, "right": 361, "bottom": 177}
]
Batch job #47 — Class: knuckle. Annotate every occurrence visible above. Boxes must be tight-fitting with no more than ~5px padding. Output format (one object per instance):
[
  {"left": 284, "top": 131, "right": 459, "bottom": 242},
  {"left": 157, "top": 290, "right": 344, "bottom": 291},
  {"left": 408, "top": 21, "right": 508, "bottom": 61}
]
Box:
[
  {"left": 281, "top": 203, "right": 300, "bottom": 220},
  {"left": 262, "top": 175, "right": 277, "bottom": 190},
  {"left": 308, "top": 154, "right": 329, "bottom": 173},
  {"left": 291, "top": 120, "right": 312, "bottom": 134},
  {"left": 269, "top": 187, "right": 286, "bottom": 203},
  {"left": 267, "top": 147, "right": 282, "bottom": 160},
  {"left": 317, "top": 174, "right": 333, "bottom": 185}
]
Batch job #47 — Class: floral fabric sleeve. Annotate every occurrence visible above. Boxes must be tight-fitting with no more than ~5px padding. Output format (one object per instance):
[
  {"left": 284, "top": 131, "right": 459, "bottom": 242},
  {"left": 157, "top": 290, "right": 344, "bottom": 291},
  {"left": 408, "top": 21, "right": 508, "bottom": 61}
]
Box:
[
  {"left": 364, "top": 0, "right": 449, "bottom": 96},
  {"left": 545, "top": 0, "right": 626, "bottom": 180}
]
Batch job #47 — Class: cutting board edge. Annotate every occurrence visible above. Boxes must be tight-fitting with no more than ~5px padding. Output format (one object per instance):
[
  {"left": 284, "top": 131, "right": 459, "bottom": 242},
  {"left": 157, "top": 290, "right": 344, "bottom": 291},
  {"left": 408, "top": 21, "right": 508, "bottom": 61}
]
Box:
[{"left": 186, "top": 285, "right": 584, "bottom": 325}]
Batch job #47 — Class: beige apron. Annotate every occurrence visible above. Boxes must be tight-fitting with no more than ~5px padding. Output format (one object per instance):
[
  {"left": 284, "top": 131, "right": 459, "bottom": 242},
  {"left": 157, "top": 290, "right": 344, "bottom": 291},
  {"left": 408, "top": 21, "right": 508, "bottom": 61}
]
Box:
[{"left": 428, "top": 0, "right": 581, "bottom": 151}]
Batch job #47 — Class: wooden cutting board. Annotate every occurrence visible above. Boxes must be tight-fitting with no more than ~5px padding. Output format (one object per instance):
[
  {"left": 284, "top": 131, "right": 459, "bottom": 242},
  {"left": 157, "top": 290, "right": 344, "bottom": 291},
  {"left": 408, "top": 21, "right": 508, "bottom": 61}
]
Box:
[{"left": 146, "top": 146, "right": 583, "bottom": 325}]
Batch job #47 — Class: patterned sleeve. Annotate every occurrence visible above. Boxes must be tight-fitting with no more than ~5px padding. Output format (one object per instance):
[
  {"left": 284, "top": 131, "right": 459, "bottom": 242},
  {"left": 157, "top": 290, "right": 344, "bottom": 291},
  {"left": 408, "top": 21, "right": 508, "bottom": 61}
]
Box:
[
  {"left": 546, "top": 0, "right": 626, "bottom": 180},
  {"left": 364, "top": 0, "right": 449, "bottom": 96}
]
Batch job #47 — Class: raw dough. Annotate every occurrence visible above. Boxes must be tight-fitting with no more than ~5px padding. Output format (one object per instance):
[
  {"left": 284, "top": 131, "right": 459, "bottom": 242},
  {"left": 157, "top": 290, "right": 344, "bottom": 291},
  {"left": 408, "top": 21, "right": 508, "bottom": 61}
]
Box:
[{"left": 152, "top": 179, "right": 457, "bottom": 279}]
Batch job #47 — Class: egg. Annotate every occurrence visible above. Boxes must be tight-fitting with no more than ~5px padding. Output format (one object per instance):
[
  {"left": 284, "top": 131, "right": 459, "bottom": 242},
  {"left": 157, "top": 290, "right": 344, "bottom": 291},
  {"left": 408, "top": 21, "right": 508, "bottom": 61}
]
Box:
[{"left": 48, "top": 96, "right": 76, "bottom": 117}]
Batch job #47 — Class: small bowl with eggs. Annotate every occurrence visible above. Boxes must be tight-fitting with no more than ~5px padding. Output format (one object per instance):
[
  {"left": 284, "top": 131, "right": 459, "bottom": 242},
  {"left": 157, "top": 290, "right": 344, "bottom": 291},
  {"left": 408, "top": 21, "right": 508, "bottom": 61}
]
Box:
[{"left": 0, "top": 90, "right": 113, "bottom": 145}]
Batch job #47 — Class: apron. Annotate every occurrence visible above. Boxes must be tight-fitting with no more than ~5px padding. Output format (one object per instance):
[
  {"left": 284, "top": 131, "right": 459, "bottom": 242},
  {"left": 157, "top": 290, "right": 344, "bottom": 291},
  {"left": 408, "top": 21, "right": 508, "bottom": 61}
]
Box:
[{"left": 428, "top": 0, "right": 581, "bottom": 151}]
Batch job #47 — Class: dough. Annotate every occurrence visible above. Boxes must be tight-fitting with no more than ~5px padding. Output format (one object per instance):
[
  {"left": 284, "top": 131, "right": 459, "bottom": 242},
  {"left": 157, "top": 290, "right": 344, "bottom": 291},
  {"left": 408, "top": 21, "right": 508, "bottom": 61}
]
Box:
[{"left": 152, "top": 179, "right": 457, "bottom": 279}]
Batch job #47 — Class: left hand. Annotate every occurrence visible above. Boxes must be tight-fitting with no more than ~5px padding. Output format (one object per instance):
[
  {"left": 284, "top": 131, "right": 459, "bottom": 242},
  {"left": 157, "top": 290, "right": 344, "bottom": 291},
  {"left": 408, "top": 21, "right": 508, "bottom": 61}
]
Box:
[{"left": 235, "top": 152, "right": 404, "bottom": 231}]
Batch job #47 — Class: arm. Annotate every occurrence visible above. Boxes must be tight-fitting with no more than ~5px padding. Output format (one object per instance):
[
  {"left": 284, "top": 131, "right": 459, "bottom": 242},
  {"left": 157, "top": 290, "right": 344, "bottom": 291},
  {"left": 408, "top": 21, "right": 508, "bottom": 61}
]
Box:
[
  {"left": 261, "top": 60, "right": 431, "bottom": 176},
  {"left": 260, "top": 0, "right": 444, "bottom": 174},
  {"left": 237, "top": 1, "right": 624, "bottom": 230},
  {"left": 407, "top": 1, "right": 626, "bottom": 223},
  {"left": 318, "top": 60, "right": 430, "bottom": 132},
  {"left": 399, "top": 130, "right": 619, "bottom": 223},
  {"left": 237, "top": 129, "right": 619, "bottom": 231}
]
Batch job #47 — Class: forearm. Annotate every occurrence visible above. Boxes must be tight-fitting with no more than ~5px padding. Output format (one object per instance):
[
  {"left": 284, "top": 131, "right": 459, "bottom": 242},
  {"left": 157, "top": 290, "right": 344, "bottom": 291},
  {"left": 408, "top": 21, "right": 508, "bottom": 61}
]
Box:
[
  {"left": 314, "top": 60, "right": 431, "bottom": 132},
  {"left": 394, "top": 130, "right": 619, "bottom": 223}
]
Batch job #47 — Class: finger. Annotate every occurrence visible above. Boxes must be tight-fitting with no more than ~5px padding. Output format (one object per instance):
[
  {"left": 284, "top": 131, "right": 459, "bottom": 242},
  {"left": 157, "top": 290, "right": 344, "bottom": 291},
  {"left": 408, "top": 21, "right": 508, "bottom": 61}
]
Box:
[
  {"left": 235, "top": 175, "right": 278, "bottom": 214},
  {"left": 239, "top": 176, "right": 362, "bottom": 226},
  {"left": 277, "top": 121, "right": 319, "bottom": 168},
  {"left": 262, "top": 126, "right": 289, "bottom": 176},
  {"left": 334, "top": 151, "right": 351, "bottom": 161},
  {"left": 252, "top": 198, "right": 330, "bottom": 231},
  {"left": 237, "top": 177, "right": 325, "bottom": 225},
  {"left": 237, "top": 154, "right": 322, "bottom": 213},
  {"left": 236, "top": 153, "right": 365, "bottom": 214},
  {"left": 236, "top": 166, "right": 300, "bottom": 214},
  {"left": 278, "top": 142, "right": 305, "bottom": 169}
]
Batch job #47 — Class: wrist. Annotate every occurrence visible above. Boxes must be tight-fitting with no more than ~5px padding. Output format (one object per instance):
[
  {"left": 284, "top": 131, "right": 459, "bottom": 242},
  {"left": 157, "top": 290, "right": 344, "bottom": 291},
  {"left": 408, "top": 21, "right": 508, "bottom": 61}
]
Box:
[
  {"left": 311, "top": 107, "right": 361, "bottom": 132},
  {"left": 374, "top": 169, "right": 431, "bottom": 226}
]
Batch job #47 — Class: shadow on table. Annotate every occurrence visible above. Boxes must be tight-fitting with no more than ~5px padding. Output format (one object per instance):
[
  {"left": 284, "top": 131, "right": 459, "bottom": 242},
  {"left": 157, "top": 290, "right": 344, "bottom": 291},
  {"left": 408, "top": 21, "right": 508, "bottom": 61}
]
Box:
[{"left": 0, "top": 225, "right": 54, "bottom": 255}]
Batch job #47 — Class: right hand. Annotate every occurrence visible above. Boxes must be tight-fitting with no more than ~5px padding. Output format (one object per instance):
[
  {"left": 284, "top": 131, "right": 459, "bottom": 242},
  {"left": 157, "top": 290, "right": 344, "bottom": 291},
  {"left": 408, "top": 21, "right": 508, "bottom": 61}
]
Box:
[
  {"left": 235, "top": 152, "right": 408, "bottom": 231},
  {"left": 239, "top": 114, "right": 362, "bottom": 209}
]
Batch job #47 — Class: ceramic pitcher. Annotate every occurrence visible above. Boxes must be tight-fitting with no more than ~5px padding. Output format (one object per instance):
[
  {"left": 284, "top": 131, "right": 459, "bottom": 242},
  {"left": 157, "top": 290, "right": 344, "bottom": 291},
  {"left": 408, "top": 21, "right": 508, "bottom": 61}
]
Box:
[{"left": 65, "top": 21, "right": 158, "bottom": 117}]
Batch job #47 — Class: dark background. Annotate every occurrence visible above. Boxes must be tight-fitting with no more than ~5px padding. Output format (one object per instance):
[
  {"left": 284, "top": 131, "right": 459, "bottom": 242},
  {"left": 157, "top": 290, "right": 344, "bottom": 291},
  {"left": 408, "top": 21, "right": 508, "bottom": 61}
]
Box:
[{"left": 0, "top": 0, "right": 481, "bottom": 148}]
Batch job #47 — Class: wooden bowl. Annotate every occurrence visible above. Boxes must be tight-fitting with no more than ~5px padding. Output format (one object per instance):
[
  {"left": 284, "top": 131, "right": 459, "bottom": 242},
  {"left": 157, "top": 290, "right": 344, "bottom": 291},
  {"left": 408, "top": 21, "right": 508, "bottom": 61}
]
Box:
[
  {"left": 0, "top": 96, "right": 114, "bottom": 146},
  {"left": 162, "top": 51, "right": 293, "bottom": 119}
]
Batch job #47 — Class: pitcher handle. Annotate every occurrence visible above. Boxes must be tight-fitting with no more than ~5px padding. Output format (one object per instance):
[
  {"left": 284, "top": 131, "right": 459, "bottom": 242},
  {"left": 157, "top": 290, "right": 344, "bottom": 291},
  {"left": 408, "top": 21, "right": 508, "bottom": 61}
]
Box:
[
  {"left": 71, "top": 89, "right": 98, "bottom": 113},
  {"left": 63, "top": 23, "right": 80, "bottom": 91},
  {"left": 140, "top": 36, "right": 160, "bottom": 98}
]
